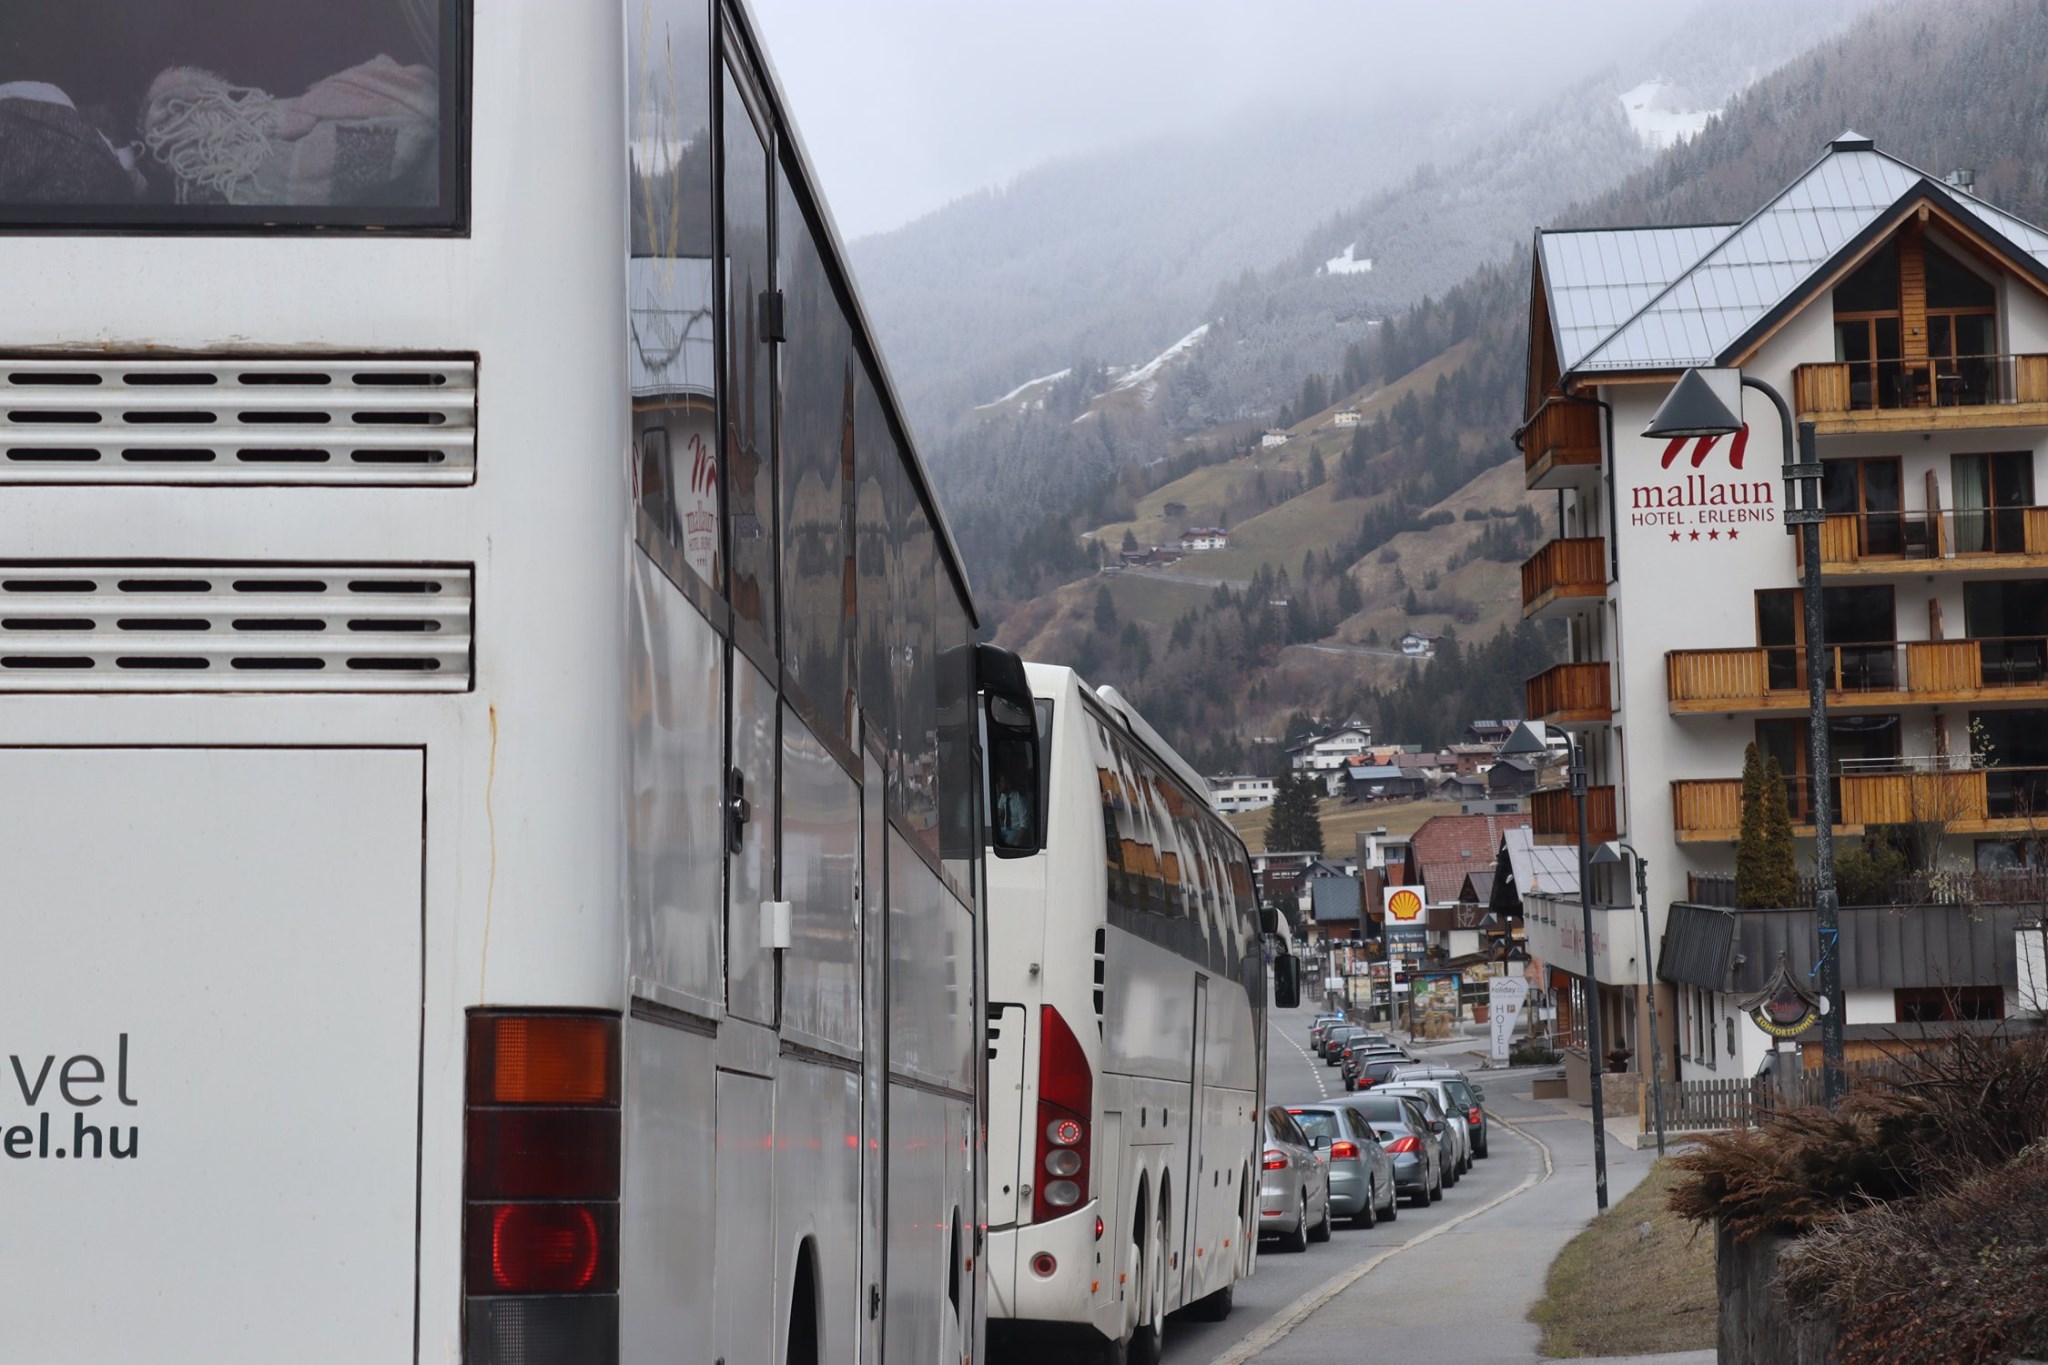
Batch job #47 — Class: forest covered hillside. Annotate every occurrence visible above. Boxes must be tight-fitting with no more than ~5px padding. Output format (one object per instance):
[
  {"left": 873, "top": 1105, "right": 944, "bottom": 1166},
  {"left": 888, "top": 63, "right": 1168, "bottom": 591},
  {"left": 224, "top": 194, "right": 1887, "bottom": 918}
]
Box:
[{"left": 944, "top": 0, "right": 2048, "bottom": 771}]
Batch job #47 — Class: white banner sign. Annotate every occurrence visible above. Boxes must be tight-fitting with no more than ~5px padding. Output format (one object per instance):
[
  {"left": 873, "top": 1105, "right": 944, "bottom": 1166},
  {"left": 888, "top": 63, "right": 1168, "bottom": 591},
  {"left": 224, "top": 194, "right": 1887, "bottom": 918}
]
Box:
[{"left": 1488, "top": 976, "right": 1530, "bottom": 1062}]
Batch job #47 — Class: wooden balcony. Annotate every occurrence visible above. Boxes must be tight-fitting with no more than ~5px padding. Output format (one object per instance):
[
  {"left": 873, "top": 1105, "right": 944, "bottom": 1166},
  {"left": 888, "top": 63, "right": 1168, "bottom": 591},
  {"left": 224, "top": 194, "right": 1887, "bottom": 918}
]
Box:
[
  {"left": 1671, "top": 764, "right": 2048, "bottom": 843},
  {"left": 1531, "top": 784, "right": 1618, "bottom": 847},
  {"left": 1526, "top": 661, "right": 1611, "bottom": 726},
  {"left": 1520, "top": 537, "right": 1605, "bottom": 619},
  {"left": 1815, "top": 506, "right": 2048, "bottom": 575},
  {"left": 1794, "top": 353, "right": 2048, "bottom": 435},
  {"left": 1664, "top": 638, "right": 2048, "bottom": 714},
  {"left": 1521, "top": 399, "right": 1601, "bottom": 490}
]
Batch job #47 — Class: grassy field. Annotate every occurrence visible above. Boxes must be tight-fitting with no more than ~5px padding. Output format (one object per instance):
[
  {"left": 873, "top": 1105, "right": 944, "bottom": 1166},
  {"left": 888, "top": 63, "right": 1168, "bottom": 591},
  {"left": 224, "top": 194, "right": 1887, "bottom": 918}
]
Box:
[
  {"left": 1227, "top": 797, "right": 1460, "bottom": 853},
  {"left": 1528, "top": 1159, "right": 1717, "bottom": 1358}
]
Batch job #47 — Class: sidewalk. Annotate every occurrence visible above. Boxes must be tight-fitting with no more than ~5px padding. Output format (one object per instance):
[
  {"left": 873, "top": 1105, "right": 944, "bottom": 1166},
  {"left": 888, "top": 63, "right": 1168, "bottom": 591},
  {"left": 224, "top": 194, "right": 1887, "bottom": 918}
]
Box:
[{"left": 1250, "top": 1066, "right": 1702, "bottom": 1365}]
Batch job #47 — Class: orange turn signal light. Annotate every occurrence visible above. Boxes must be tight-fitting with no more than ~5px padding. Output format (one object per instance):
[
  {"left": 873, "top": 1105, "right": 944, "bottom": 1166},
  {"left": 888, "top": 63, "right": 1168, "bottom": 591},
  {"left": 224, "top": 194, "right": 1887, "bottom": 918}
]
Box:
[{"left": 469, "top": 1013, "right": 620, "bottom": 1106}]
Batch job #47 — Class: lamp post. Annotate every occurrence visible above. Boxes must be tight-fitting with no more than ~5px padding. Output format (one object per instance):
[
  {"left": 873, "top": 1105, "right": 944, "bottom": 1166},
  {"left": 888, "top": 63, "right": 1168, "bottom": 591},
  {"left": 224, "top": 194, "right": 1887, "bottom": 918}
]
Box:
[
  {"left": 1646, "top": 369, "right": 1846, "bottom": 1106},
  {"left": 1595, "top": 841, "right": 1666, "bottom": 1156},
  {"left": 1506, "top": 720, "right": 1607, "bottom": 1210}
]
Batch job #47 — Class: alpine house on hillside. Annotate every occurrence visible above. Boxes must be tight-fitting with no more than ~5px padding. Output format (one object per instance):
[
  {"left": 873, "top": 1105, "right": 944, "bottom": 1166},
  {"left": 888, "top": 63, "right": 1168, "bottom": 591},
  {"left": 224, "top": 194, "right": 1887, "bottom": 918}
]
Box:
[{"left": 1514, "top": 134, "right": 2048, "bottom": 1097}]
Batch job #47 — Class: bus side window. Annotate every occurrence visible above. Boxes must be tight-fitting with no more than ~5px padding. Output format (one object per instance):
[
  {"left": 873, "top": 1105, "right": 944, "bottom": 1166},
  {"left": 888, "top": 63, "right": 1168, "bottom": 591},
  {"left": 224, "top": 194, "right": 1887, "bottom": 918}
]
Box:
[{"left": 986, "top": 691, "right": 1040, "bottom": 858}]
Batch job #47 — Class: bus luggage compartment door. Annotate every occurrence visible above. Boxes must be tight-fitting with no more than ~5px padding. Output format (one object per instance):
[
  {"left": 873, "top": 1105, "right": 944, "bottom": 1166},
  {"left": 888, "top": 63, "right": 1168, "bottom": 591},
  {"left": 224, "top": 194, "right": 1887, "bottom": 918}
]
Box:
[{"left": 0, "top": 746, "right": 425, "bottom": 1362}]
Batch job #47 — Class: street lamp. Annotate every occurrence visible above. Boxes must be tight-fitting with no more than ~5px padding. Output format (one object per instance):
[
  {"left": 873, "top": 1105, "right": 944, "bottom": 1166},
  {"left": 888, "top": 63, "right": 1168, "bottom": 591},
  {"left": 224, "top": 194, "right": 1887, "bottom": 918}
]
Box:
[
  {"left": 1646, "top": 368, "right": 1846, "bottom": 1106},
  {"left": 1505, "top": 722, "right": 1608, "bottom": 1210},
  {"left": 1593, "top": 840, "right": 1667, "bottom": 1156}
]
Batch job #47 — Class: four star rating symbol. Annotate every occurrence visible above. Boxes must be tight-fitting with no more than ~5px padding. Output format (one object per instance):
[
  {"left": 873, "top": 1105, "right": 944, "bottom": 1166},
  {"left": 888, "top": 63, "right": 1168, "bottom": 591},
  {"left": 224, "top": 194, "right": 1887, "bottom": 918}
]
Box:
[{"left": 1667, "top": 526, "right": 1743, "bottom": 545}]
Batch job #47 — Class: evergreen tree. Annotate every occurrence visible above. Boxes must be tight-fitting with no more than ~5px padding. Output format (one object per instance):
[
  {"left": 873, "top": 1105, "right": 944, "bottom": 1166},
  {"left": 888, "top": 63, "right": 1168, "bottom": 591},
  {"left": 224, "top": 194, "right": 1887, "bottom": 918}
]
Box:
[
  {"left": 1264, "top": 772, "right": 1325, "bottom": 855},
  {"left": 1736, "top": 743, "right": 1799, "bottom": 908},
  {"left": 1306, "top": 448, "right": 1326, "bottom": 488},
  {"left": 1093, "top": 584, "right": 1117, "bottom": 633},
  {"left": 1121, "top": 527, "right": 1139, "bottom": 553}
]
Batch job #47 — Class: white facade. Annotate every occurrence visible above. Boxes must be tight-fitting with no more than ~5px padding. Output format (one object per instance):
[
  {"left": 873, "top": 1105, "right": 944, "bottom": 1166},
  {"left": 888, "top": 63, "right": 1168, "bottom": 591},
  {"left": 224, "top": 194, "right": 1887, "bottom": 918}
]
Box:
[
  {"left": 1261, "top": 430, "right": 1289, "bottom": 448},
  {"left": 1209, "top": 773, "right": 1276, "bottom": 812},
  {"left": 1287, "top": 725, "right": 1375, "bottom": 773},
  {"left": 1526, "top": 138, "right": 2048, "bottom": 1082}
]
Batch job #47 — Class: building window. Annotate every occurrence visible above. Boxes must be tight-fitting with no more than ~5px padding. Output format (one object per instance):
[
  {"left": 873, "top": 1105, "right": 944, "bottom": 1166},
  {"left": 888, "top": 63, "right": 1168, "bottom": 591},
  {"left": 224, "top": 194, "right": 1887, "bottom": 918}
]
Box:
[{"left": 1894, "top": 986, "right": 2005, "bottom": 1022}]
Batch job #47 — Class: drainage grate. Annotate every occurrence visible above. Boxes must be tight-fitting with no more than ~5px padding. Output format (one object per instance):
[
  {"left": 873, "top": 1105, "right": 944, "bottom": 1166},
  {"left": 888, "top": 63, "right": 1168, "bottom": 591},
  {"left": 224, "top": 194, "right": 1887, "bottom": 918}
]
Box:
[
  {"left": 0, "top": 358, "right": 476, "bottom": 484},
  {"left": 0, "top": 564, "right": 472, "bottom": 691}
]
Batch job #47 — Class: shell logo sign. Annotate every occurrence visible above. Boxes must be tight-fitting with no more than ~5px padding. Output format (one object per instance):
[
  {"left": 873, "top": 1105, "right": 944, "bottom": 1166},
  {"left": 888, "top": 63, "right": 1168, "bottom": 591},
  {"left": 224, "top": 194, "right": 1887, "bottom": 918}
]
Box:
[{"left": 1385, "top": 888, "right": 1423, "bottom": 922}]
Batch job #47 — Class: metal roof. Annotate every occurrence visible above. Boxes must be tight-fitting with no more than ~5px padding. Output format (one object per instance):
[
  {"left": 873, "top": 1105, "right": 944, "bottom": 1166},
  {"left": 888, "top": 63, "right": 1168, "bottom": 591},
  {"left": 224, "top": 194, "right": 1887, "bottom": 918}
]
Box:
[
  {"left": 1660, "top": 901, "right": 2036, "bottom": 995},
  {"left": 1563, "top": 136, "right": 2048, "bottom": 377},
  {"left": 1538, "top": 224, "right": 1732, "bottom": 369},
  {"left": 1497, "top": 826, "right": 1579, "bottom": 901}
]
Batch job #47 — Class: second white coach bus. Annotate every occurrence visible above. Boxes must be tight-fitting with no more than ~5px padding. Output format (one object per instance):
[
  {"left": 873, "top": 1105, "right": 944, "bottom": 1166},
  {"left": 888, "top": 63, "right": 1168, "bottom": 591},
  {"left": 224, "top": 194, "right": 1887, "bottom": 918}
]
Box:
[
  {"left": 985, "top": 665, "right": 1275, "bottom": 1364},
  {"left": 0, "top": 3, "right": 1038, "bottom": 1364}
]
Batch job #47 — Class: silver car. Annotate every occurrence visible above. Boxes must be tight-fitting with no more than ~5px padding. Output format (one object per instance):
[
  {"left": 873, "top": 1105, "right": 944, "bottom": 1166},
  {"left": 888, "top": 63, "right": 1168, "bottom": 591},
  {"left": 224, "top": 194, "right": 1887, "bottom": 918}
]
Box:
[
  {"left": 1284, "top": 1102, "right": 1398, "bottom": 1226},
  {"left": 1259, "top": 1105, "right": 1333, "bottom": 1251},
  {"left": 1393, "top": 1066, "right": 1490, "bottom": 1159},
  {"left": 1379, "top": 1082, "right": 1469, "bottom": 1183},
  {"left": 1337, "top": 1092, "right": 1443, "bottom": 1208}
]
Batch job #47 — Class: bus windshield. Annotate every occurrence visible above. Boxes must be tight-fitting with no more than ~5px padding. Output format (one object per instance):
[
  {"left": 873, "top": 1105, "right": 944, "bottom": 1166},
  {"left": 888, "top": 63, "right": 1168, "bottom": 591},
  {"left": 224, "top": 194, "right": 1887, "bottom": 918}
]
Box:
[{"left": 0, "top": 1, "right": 466, "bottom": 229}]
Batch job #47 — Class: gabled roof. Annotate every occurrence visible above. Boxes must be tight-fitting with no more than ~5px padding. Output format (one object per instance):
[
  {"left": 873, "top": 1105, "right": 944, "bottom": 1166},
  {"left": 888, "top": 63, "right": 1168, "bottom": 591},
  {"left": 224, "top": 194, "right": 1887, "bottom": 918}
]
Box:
[
  {"left": 1406, "top": 812, "right": 1530, "bottom": 904},
  {"left": 1498, "top": 826, "right": 1578, "bottom": 901},
  {"left": 1561, "top": 135, "right": 2048, "bottom": 378},
  {"left": 1538, "top": 223, "right": 1732, "bottom": 370}
]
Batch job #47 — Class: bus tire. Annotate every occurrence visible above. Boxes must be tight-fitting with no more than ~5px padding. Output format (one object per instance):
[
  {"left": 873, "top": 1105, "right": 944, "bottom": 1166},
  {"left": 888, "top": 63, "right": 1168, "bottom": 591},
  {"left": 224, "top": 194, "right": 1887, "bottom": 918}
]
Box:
[{"left": 1185, "top": 1280, "right": 1234, "bottom": 1322}]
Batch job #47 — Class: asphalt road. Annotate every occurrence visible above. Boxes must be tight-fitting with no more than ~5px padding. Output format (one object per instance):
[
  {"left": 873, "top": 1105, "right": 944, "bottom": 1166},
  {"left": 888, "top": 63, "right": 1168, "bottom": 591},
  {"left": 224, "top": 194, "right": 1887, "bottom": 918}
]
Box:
[{"left": 1155, "top": 1002, "right": 1662, "bottom": 1365}]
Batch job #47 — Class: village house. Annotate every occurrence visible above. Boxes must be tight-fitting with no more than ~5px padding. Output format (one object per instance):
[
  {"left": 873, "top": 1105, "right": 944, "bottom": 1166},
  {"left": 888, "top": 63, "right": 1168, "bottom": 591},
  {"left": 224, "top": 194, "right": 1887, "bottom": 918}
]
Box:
[
  {"left": 1179, "top": 526, "right": 1230, "bottom": 551},
  {"left": 1206, "top": 772, "right": 1276, "bottom": 813},
  {"left": 1515, "top": 132, "right": 2048, "bottom": 1096},
  {"left": 1260, "top": 429, "right": 1289, "bottom": 448}
]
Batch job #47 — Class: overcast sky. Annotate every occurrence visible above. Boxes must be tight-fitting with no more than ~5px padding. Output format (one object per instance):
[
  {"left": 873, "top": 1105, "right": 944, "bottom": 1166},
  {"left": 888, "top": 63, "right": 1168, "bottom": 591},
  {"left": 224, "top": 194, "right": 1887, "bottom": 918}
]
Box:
[{"left": 750, "top": 0, "right": 1694, "bottom": 240}]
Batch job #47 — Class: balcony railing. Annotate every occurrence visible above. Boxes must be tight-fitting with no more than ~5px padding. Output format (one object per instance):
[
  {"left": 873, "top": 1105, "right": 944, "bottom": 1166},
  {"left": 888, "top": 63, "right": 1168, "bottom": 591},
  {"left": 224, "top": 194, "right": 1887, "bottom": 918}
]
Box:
[
  {"left": 1531, "top": 784, "right": 1618, "bottom": 847},
  {"left": 1794, "top": 353, "right": 2048, "bottom": 429},
  {"left": 1813, "top": 506, "right": 2048, "bottom": 569},
  {"left": 1666, "top": 637, "right": 2048, "bottom": 711},
  {"left": 1672, "top": 759, "right": 2048, "bottom": 841},
  {"left": 1520, "top": 537, "right": 1605, "bottom": 618},
  {"left": 1521, "top": 399, "right": 1601, "bottom": 490},
  {"left": 1526, "top": 661, "right": 1611, "bottom": 725}
]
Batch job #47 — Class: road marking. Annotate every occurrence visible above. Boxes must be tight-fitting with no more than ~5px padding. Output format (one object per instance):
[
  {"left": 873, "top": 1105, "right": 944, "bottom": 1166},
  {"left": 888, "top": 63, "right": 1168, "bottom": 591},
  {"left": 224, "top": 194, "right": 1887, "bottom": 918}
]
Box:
[
  {"left": 1208, "top": 1110, "right": 1555, "bottom": 1365},
  {"left": 1279, "top": 1030, "right": 1328, "bottom": 1100}
]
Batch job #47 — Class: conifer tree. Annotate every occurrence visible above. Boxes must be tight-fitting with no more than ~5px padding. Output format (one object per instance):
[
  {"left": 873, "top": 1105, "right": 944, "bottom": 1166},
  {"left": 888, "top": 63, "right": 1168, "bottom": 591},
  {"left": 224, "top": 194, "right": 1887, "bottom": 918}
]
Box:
[
  {"left": 1737, "top": 743, "right": 1799, "bottom": 908},
  {"left": 1264, "top": 772, "right": 1325, "bottom": 855}
]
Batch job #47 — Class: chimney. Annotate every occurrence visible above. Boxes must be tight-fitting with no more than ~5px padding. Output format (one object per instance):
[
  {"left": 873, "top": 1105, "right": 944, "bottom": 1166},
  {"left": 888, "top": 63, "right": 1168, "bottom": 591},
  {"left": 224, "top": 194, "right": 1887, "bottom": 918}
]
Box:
[{"left": 1946, "top": 167, "right": 1977, "bottom": 194}]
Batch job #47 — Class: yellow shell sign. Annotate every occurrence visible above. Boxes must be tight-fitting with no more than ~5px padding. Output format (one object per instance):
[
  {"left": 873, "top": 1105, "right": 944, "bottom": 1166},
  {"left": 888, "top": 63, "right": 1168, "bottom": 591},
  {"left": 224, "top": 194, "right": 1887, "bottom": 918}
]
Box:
[{"left": 1386, "top": 889, "right": 1423, "bottom": 922}]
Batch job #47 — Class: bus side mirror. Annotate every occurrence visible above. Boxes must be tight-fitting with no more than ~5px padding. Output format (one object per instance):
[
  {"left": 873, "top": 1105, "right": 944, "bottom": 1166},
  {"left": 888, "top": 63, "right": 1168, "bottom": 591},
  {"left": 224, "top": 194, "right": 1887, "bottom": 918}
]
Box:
[
  {"left": 1259, "top": 906, "right": 1280, "bottom": 936},
  {"left": 979, "top": 644, "right": 1043, "bottom": 860},
  {"left": 1272, "top": 954, "right": 1301, "bottom": 1009}
]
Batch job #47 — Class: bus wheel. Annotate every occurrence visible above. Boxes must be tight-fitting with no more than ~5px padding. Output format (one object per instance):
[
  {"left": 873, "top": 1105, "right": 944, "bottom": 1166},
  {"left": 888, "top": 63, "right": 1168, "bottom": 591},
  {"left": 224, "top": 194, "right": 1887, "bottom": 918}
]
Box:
[
  {"left": 1128, "top": 1213, "right": 1166, "bottom": 1365},
  {"left": 1185, "top": 1279, "right": 1234, "bottom": 1322}
]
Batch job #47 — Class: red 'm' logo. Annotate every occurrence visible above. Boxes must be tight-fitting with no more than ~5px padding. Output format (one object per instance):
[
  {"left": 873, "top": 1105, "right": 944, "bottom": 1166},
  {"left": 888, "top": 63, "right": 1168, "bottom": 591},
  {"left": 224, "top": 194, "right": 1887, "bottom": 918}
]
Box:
[{"left": 1661, "top": 423, "right": 1749, "bottom": 470}]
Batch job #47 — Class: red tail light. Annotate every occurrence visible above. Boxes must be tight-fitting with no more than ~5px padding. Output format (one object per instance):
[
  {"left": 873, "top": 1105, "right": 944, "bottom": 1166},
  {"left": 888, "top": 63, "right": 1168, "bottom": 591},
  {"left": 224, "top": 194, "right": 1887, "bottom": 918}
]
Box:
[
  {"left": 1033, "top": 1006, "right": 1093, "bottom": 1224},
  {"left": 1330, "top": 1140, "right": 1359, "bottom": 1159},
  {"left": 1469, "top": 1107, "right": 1483, "bottom": 1125},
  {"left": 1386, "top": 1135, "right": 1421, "bottom": 1154},
  {"left": 465, "top": 1011, "right": 621, "bottom": 1363},
  {"left": 1262, "top": 1149, "right": 1288, "bottom": 1171}
]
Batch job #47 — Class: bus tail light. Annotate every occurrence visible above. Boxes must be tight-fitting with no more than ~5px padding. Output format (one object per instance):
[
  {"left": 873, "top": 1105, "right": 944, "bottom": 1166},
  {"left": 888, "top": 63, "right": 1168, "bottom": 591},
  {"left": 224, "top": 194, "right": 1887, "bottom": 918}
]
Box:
[
  {"left": 465, "top": 1010, "right": 621, "bottom": 1364},
  {"left": 1032, "top": 1005, "right": 1092, "bottom": 1225}
]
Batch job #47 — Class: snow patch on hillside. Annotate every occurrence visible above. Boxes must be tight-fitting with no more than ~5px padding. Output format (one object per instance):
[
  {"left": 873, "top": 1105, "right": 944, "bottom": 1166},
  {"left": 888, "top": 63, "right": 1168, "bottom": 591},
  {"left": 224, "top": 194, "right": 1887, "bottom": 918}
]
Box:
[
  {"left": 1619, "top": 79, "right": 1717, "bottom": 150},
  {"left": 976, "top": 366, "right": 1073, "bottom": 411},
  {"left": 1111, "top": 323, "right": 1212, "bottom": 398},
  {"left": 1324, "top": 243, "right": 1374, "bottom": 275}
]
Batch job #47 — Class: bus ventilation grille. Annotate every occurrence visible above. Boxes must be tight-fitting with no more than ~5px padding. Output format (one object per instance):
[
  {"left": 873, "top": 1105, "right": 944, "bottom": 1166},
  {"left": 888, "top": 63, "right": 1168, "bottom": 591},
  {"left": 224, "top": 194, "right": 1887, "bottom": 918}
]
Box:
[
  {"left": 0, "top": 358, "right": 476, "bottom": 485},
  {"left": 0, "top": 563, "right": 472, "bottom": 692}
]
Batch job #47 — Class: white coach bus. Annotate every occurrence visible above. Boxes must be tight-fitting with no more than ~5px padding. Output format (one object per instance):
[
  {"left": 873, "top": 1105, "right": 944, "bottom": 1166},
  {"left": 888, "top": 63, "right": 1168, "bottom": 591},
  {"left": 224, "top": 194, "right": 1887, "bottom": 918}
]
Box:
[
  {"left": 0, "top": 4, "right": 1037, "bottom": 1364},
  {"left": 985, "top": 665, "right": 1286, "bottom": 1365}
]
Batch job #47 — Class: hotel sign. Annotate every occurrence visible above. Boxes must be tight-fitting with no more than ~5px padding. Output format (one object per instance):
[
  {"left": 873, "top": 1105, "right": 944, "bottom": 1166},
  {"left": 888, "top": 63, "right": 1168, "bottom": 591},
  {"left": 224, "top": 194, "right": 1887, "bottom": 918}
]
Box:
[{"left": 1628, "top": 424, "right": 1778, "bottom": 546}]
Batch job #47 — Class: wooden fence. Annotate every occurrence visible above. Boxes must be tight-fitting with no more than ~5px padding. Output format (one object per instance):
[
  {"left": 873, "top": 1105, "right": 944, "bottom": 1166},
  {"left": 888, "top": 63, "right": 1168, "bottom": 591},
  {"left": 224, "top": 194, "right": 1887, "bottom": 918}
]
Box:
[{"left": 1651, "top": 1057, "right": 1914, "bottom": 1134}]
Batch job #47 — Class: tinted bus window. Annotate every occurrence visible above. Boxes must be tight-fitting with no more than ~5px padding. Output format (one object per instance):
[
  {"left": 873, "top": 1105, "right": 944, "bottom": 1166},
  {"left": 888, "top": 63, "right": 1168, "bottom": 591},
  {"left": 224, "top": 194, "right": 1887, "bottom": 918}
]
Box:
[
  {"left": 854, "top": 374, "right": 893, "bottom": 751},
  {"left": 0, "top": 1, "right": 465, "bottom": 229},
  {"left": 721, "top": 67, "right": 776, "bottom": 648},
  {"left": 628, "top": 0, "right": 716, "bottom": 588}
]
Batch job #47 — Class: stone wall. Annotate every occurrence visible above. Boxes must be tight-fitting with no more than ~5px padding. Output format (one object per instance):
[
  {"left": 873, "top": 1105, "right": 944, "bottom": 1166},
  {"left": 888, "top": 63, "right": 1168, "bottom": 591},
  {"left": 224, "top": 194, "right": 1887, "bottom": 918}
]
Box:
[{"left": 1716, "top": 1222, "right": 1838, "bottom": 1365}]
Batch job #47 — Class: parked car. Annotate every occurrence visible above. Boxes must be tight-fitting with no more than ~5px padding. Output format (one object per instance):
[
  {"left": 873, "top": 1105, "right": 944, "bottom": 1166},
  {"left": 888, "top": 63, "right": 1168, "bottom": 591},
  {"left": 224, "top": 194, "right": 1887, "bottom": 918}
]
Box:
[
  {"left": 1338, "top": 1092, "right": 1443, "bottom": 1208},
  {"left": 1260, "top": 1105, "right": 1333, "bottom": 1251},
  {"left": 1284, "top": 1103, "right": 1398, "bottom": 1226},
  {"left": 1339, "top": 1045, "right": 1409, "bottom": 1090},
  {"left": 1392, "top": 1066, "right": 1489, "bottom": 1159},
  {"left": 1348, "top": 1055, "right": 1417, "bottom": 1093},
  {"left": 1379, "top": 1082, "right": 1469, "bottom": 1180}
]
